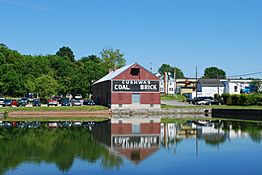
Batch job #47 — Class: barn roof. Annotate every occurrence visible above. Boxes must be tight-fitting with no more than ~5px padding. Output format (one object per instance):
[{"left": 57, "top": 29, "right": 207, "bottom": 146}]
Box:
[
  {"left": 93, "top": 63, "right": 134, "bottom": 84},
  {"left": 93, "top": 63, "right": 159, "bottom": 85},
  {"left": 198, "top": 79, "right": 224, "bottom": 87}
]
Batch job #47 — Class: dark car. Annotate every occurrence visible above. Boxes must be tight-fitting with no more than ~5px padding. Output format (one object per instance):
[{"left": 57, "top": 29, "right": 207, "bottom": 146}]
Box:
[
  {"left": 3, "top": 99, "right": 12, "bottom": 107},
  {"left": 18, "top": 100, "right": 27, "bottom": 106},
  {"left": 61, "top": 99, "right": 71, "bottom": 106},
  {"left": 206, "top": 99, "right": 221, "bottom": 105},
  {"left": 21, "top": 97, "right": 29, "bottom": 104},
  {"left": 83, "top": 100, "right": 95, "bottom": 106},
  {"left": 32, "top": 99, "right": 41, "bottom": 107}
]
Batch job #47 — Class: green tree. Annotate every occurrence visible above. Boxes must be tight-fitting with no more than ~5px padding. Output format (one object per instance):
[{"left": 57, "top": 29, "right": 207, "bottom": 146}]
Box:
[
  {"left": 56, "top": 46, "right": 75, "bottom": 62},
  {"left": 35, "top": 75, "right": 59, "bottom": 98},
  {"left": 203, "top": 67, "right": 226, "bottom": 79},
  {"left": 100, "top": 48, "right": 126, "bottom": 70},
  {"left": 158, "top": 64, "right": 185, "bottom": 79},
  {"left": 251, "top": 80, "right": 262, "bottom": 93}
]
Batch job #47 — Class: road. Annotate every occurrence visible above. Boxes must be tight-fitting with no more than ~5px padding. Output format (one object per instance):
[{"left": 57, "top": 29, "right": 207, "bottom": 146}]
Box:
[{"left": 161, "top": 100, "right": 194, "bottom": 106}]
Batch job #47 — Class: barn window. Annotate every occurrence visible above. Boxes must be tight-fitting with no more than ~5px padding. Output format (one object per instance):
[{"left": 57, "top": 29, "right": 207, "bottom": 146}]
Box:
[{"left": 130, "top": 68, "right": 140, "bottom": 76}]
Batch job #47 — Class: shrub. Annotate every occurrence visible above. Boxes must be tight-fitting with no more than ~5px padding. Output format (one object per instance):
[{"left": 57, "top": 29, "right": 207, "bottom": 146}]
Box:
[
  {"left": 222, "top": 93, "right": 231, "bottom": 105},
  {"left": 221, "top": 93, "right": 262, "bottom": 106},
  {"left": 231, "top": 94, "right": 240, "bottom": 105}
]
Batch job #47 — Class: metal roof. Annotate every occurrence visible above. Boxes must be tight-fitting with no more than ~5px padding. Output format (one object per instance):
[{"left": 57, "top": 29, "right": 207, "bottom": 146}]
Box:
[
  {"left": 93, "top": 63, "right": 135, "bottom": 84},
  {"left": 198, "top": 79, "right": 224, "bottom": 87}
]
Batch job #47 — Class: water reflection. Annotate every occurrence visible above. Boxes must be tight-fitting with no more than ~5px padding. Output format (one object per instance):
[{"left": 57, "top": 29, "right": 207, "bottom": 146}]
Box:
[
  {"left": 0, "top": 118, "right": 262, "bottom": 174},
  {"left": 0, "top": 126, "right": 122, "bottom": 175},
  {"left": 92, "top": 116, "right": 161, "bottom": 164},
  {"left": 161, "top": 120, "right": 262, "bottom": 150}
]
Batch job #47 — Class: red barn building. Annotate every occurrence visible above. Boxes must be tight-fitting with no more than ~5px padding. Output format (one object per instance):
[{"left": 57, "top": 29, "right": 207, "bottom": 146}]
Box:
[{"left": 92, "top": 63, "right": 160, "bottom": 109}]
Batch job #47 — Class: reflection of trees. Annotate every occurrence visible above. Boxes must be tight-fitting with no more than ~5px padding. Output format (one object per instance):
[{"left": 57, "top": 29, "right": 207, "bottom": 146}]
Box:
[
  {"left": 0, "top": 127, "right": 122, "bottom": 174},
  {"left": 220, "top": 121, "right": 262, "bottom": 144}
]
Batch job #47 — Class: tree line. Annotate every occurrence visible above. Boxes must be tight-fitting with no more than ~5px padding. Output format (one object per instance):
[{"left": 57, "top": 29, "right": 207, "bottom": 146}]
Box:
[{"left": 0, "top": 44, "right": 126, "bottom": 98}]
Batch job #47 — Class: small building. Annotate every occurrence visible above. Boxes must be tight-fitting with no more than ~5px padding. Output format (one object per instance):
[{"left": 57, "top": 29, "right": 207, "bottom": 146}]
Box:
[
  {"left": 92, "top": 63, "right": 160, "bottom": 109},
  {"left": 158, "top": 75, "right": 176, "bottom": 95},
  {"left": 223, "top": 79, "right": 253, "bottom": 94},
  {"left": 156, "top": 73, "right": 197, "bottom": 97},
  {"left": 197, "top": 79, "right": 224, "bottom": 97},
  {"left": 176, "top": 78, "right": 197, "bottom": 98}
]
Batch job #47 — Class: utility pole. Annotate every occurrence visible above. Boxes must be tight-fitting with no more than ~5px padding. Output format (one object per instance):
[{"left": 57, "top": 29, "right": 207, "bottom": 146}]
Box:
[
  {"left": 216, "top": 72, "right": 220, "bottom": 96},
  {"left": 174, "top": 67, "right": 176, "bottom": 94},
  {"left": 195, "top": 66, "right": 198, "bottom": 98},
  {"left": 164, "top": 72, "right": 167, "bottom": 95}
]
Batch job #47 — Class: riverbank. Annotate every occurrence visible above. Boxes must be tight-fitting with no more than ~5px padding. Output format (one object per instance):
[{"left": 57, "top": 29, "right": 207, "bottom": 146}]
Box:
[{"left": 1, "top": 105, "right": 262, "bottom": 121}]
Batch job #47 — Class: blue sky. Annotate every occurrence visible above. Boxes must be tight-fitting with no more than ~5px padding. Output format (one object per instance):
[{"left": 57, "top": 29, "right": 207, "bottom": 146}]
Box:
[{"left": 0, "top": 0, "right": 261, "bottom": 78}]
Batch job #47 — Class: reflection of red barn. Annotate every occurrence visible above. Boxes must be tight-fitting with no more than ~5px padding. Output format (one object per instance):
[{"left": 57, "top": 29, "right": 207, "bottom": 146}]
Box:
[
  {"left": 111, "top": 121, "right": 161, "bottom": 164},
  {"left": 92, "top": 63, "right": 160, "bottom": 109}
]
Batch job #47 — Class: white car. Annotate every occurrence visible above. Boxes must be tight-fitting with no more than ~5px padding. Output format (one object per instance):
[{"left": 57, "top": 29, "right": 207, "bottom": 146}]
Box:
[
  {"left": 71, "top": 99, "right": 82, "bottom": 106},
  {"left": 74, "top": 94, "right": 82, "bottom": 100},
  {"left": 195, "top": 99, "right": 211, "bottom": 105},
  {"left": 0, "top": 97, "right": 5, "bottom": 105}
]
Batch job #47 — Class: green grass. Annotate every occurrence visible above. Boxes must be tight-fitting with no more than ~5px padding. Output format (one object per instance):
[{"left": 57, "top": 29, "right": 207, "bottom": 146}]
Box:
[
  {"left": 161, "top": 104, "right": 262, "bottom": 109},
  {"left": 161, "top": 94, "right": 187, "bottom": 101},
  {"left": 0, "top": 105, "right": 109, "bottom": 113},
  {"left": 161, "top": 104, "right": 210, "bottom": 109},
  {"left": 2, "top": 117, "right": 109, "bottom": 122}
]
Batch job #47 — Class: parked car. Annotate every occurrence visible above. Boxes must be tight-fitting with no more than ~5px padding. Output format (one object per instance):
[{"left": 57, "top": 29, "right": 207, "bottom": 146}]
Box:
[
  {"left": 48, "top": 98, "right": 58, "bottom": 107},
  {"left": 2, "top": 99, "right": 12, "bottom": 107},
  {"left": 71, "top": 99, "right": 82, "bottom": 106},
  {"left": 11, "top": 100, "right": 20, "bottom": 107},
  {"left": 0, "top": 97, "right": 5, "bottom": 106},
  {"left": 61, "top": 99, "right": 71, "bottom": 106},
  {"left": 21, "top": 97, "right": 29, "bottom": 104},
  {"left": 32, "top": 99, "right": 41, "bottom": 107},
  {"left": 18, "top": 100, "right": 27, "bottom": 106},
  {"left": 195, "top": 99, "right": 212, "bottom": 105},
  {"left": 74, "top": 94, "right": 82, "bottom": 100},
  {"left": 191, "top": 96, "right": 213, "bottom": 105},
  {"left": 206, "top": 99, "right": 221, "bottom": 105},
  {"left": 83, "top": 100, "right": 95, "bottom": 106}
]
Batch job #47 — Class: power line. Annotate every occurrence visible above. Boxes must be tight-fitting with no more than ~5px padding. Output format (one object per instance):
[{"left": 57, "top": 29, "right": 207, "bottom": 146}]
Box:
[{"left": 227, "top": 71, "right": 262, "bottom": 78}]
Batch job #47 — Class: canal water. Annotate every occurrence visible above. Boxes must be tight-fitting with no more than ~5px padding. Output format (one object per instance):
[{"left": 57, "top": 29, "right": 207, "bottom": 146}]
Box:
[{"left": 0, "top": 117, "right": 262, "bottom": 175}]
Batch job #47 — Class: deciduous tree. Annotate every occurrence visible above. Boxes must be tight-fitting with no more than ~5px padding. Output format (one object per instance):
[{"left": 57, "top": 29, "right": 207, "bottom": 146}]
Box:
[{"left": 203, "top": 67, "right": 226, "bottom": 79}]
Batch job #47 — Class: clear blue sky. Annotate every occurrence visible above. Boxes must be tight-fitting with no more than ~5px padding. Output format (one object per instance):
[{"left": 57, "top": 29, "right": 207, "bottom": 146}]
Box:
[{"left": 1, "top": 0, "right": 261, "bottom": 78}]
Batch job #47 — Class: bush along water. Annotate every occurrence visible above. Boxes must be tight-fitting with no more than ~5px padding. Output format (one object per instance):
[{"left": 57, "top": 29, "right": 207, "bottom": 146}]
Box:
[{"left": 221, "top": 93, "right": 262, "bottom": 106}]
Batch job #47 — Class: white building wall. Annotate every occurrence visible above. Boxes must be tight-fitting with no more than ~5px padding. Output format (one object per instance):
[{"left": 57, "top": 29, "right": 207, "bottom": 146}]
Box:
[
  {"left": 228, "top": 82, "right": 251, "bottom": 94},
  {"left": 159, "top": 79, "right": 175, "bottom": 95},
  {"left": 197, "top": 87, "right": 224, "bottom": 97}
]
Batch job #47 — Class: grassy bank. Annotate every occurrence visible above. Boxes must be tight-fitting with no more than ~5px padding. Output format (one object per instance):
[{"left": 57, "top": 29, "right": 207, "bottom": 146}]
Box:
[
  {"left": 161, "top": 104, "right": 262, "bottom": 109},
  {"left": 0, "top": 105, "right": 109, "bottom": 113},
  {"left": 2, "top": 117, "right": 109, "bottom": 122}
]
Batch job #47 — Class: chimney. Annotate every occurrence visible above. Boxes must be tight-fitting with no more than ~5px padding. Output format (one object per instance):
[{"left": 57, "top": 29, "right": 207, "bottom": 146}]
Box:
[
  {"left": 114, "top": 64, "right": 117, "bottom": 71},
  {"left": 109, "top": 69, "right": 113, "bottom": 73}
]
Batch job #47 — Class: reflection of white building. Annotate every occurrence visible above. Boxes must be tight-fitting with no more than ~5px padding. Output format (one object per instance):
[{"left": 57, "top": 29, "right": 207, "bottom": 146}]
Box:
[{"left": 228, "top": 125, "right": 249, "bottom": 139}]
